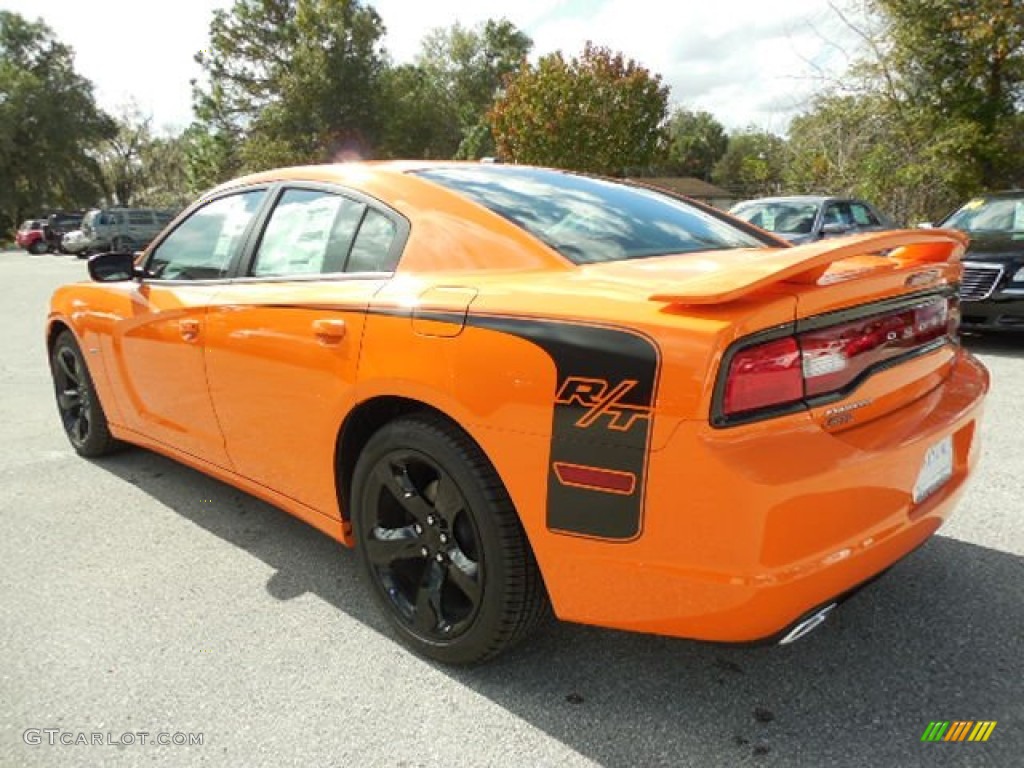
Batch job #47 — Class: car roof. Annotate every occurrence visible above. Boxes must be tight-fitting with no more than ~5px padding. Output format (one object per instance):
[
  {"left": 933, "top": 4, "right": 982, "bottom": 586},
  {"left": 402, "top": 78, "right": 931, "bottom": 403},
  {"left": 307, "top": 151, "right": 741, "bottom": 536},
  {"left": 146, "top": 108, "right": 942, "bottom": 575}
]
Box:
[
  {"left": 210, "top": 162, "right": 577, "bottom": 273},
  {"left": 734, "top": 196, "right": 859, "bottom": 206}
]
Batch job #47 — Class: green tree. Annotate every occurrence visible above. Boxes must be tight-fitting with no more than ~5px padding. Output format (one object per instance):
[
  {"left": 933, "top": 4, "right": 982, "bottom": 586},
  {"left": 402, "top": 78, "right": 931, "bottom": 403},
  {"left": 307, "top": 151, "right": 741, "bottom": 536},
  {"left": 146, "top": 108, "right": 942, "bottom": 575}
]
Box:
[
  {"left": 490, "top": 42, "right": 669, "bottom": 175},
  {"left": 416, "top": 19, "right": 532, "bottom": 159},
  {"left": 134, "top": 133, "right": 193, "bottom": 210},
  {"left": 867, "top": 0, "right": 1024, "bottom": 186},
  {"left": 0, "top": 12, "right": 112, "bottom": 235},
  {"left": 377, "top": 19, "right": 531, "bottom": 160},
  {"left": 712, "top": 129, "right": 788, "bottom": 197},
  {"left": 789, "top": 0, "right": 1024, "bottom": 222},
  {"left": 93, "top": 106, "right": 192, "bottom": 209},
  {"left": 784, "top": 93, "right": 978, "bottom": 223},
  {"left": 192, "top": 0, "right": 387, "bottom": 175},
  {"left": 180, "top": 122, "right": 240, "bottom": 194},
  {"left": 376, "top": 64, "right": 453, "bottom": 159},
  {"left": 96, "top": 105, "right": 151, "bottom": 206},
  {"left": 660, "top": 109, "right": 728, "bottom": 180}
]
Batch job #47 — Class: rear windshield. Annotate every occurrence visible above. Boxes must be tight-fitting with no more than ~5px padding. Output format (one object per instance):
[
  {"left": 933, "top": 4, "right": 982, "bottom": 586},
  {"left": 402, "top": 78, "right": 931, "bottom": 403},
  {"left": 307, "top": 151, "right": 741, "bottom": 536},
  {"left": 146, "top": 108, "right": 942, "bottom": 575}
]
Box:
[{"left": 414, "top": 166, "right": 767, "bottom": 264}]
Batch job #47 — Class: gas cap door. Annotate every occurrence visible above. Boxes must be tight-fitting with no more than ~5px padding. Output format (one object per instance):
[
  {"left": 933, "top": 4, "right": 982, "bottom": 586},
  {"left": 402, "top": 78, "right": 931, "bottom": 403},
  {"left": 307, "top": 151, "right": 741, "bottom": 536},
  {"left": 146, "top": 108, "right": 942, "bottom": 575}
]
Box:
[{"left": 412, "top": 286, "right": 478, "bottom": 337}]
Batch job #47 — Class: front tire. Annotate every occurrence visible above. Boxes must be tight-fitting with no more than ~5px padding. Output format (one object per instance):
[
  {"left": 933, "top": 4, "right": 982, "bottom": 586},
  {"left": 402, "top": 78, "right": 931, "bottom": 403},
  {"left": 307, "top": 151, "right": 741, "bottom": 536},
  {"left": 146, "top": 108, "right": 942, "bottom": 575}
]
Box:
[
  {"left": 351, "top": 415, "right": 548, "bottom": 664},
  {"left": 50, "top": 330, "right": 121, "bottom": 457}
]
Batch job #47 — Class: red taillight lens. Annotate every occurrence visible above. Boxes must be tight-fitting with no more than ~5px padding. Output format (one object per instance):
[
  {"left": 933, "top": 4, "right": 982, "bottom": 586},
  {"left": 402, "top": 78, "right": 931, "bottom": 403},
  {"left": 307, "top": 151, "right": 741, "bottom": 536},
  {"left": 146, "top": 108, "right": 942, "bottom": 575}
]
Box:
[
  {"left": 800, "top": 297, "right": 949, "bottom": 398},
  {"left": 722, "top": 337, "right": 803, "bottom": 416},
  {"left": 719, "top": 296, "right": 954, "bottom": 422}
]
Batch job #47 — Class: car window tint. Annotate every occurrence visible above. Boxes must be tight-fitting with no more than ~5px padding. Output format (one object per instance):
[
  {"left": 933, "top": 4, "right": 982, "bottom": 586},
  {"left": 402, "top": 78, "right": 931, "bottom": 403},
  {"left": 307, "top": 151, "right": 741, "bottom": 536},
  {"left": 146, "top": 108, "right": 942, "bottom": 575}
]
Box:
[
  {"left": 416, "top": 167, "right": 764, "bottom": 263},
  {"left": 850, "top": 204, "right": 879, "bottom": 226},
  {"left": 252, "top": 189, "right": 366, "bottom": 277},
  {"left": 148, "top": 191, "right": 265, "bottom": 280},
  {"left": 128, "top": 211, "right": 154, "bottom": 225},
  {"left": 824, "top": 204, "right": 851, "bottom": 226},
  {"left": 946, "top": 197, "right": 1024, "bottom": 233},
  {"left": 733, "top": 202, "right": 818, "bottom": 234},
  {"left": 346, "top": 209, "right": 399, "bottom": 272}
]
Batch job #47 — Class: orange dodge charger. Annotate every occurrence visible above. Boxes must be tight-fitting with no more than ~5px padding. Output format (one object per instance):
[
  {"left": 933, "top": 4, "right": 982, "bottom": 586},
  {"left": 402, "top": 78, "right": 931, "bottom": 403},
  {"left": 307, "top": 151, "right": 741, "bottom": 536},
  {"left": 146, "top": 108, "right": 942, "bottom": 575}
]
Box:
[{"left": 47, "top": 162, "right": 988, "bottom": 664}]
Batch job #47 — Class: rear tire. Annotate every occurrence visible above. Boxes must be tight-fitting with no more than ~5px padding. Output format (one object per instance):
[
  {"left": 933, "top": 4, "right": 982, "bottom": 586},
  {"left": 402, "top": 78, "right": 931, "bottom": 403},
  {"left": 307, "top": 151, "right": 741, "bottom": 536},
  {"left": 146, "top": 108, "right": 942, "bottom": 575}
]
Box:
[
  {"left": 50, "top": 330, "right": 121, "bottom": 457},
  {"left": 351, "top": 415, "right": 548, "bottom": 664},
  {"left": 29, "top": 239, "right": 47, "bottom": 254}
]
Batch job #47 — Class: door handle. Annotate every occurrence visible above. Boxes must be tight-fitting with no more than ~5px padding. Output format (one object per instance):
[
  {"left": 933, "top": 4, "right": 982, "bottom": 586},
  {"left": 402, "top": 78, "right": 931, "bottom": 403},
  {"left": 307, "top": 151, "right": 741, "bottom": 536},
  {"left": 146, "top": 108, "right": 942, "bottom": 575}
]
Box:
[
  {"left": 179, "top": 319, "right": 200, "bottom": 342},
  {"left": 312, "top": 318, "right": 347, "bottom": 344}
]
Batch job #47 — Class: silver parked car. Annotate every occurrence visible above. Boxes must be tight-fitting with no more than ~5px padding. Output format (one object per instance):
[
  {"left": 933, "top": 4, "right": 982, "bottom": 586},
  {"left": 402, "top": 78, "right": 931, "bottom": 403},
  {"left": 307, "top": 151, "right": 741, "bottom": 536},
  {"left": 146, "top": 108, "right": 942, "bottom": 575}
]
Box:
[
  {"left": 61, "top": 229, "right": 91, "bottom": 256},
  {"left": 730, "top": 196, "right": 896, "bottom": 244}
]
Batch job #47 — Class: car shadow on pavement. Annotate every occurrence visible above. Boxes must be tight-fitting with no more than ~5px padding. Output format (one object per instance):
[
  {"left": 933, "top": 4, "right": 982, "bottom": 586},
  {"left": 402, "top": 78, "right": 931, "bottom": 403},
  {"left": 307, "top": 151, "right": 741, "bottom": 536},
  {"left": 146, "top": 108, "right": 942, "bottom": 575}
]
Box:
[
  {"left": 97, "top": 448, "right": 1021, "bottom": 768},
  {"left": 962, "top": 332, "right": 1024, "bottom": 360}
]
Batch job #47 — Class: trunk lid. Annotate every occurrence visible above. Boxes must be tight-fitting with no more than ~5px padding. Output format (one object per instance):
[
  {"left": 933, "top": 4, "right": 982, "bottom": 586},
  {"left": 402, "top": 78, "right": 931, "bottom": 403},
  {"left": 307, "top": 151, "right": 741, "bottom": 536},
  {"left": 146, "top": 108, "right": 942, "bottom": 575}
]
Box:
[{"left": 583, "top": 230, "right": 967, "bottom": 431}]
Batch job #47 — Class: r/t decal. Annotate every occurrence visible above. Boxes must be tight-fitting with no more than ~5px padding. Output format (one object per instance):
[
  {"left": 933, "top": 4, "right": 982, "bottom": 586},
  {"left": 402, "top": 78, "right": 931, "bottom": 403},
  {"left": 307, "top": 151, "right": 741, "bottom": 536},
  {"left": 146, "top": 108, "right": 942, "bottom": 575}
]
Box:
[{"left": 555, "top": 377, "right": 652, "bottom": 432}]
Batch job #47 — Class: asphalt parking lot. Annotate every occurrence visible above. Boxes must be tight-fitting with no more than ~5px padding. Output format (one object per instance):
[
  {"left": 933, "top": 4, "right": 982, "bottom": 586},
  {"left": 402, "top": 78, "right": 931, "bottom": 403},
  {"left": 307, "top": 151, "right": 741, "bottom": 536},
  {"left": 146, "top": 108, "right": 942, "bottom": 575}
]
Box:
[{"left": 1, "top": 248, "right": 1020, "bottom": 768}]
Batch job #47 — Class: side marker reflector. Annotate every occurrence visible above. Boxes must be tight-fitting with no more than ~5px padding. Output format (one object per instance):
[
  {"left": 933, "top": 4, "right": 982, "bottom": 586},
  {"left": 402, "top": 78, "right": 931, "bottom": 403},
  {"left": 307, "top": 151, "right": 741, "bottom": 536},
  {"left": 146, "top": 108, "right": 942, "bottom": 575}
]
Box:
[{"left": 553, "top": 462, "right": 637, "bottom": 495}]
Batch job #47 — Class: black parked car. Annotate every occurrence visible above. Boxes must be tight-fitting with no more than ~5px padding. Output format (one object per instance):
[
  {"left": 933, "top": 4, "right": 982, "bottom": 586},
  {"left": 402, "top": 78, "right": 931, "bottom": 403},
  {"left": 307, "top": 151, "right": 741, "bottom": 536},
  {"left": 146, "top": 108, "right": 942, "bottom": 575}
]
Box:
[
  {"left": 937, "top": 192, "right": 1024, "bottom": 332},
  {"left": 44, "top": 212, "right": 84, "bottom": 253},
  {"left": 729, "top": 196, "right": 896, "bottom": 244}
]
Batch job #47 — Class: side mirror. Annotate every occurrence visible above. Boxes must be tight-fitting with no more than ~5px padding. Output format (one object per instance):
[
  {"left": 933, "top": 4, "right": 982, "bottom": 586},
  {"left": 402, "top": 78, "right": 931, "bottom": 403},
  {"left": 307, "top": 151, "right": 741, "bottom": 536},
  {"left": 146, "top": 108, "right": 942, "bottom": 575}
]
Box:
[
  {"left": 87, "top": 251, "right": 142, "bottom": 282},
  {"left": 820, "top": 222, "right": 850, "bottom": 236}
]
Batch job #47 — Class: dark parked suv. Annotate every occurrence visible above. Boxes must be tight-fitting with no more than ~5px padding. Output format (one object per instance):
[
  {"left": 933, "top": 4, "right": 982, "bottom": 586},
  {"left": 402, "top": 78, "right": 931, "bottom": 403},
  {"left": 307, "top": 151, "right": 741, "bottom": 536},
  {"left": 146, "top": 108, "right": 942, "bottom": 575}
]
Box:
[
  {"left": 45, "top": 212, "right": 83, "bottom": 253},
  {"left": 938, "top": 192, "right": 1024, "bottom": 332}
]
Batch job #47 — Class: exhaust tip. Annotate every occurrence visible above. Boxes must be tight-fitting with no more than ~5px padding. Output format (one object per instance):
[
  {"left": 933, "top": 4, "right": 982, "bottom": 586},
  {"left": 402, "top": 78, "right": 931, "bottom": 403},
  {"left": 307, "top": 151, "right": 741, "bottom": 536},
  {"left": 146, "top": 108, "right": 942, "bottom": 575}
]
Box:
[{"left": 778, "top": 602, "right": 837, "bottom": 645}]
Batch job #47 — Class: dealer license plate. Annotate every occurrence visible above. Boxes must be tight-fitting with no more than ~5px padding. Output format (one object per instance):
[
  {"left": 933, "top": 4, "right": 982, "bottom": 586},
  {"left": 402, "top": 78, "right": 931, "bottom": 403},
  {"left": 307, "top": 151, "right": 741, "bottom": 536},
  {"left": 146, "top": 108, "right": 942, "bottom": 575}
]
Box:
[{"left": 912, "top": 435, "right": 953, "bottom": 504}]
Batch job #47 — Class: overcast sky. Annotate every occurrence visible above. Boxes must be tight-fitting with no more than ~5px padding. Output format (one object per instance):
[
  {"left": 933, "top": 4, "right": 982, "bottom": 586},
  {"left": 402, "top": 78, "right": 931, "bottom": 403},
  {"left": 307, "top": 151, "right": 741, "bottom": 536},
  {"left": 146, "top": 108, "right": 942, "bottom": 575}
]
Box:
[{"left": 6, "top": 0, "right": 863, "bottom": 135}]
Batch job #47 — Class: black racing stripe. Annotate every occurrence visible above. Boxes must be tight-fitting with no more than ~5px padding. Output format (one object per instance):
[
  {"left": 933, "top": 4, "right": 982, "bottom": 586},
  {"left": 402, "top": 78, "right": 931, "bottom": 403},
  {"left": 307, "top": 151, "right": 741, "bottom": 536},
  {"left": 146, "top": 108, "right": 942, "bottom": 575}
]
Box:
[
  {"left": 371, "top": 306, "right": 660, "bottom": 541},
  {"left": 466, "top": 316, "right": 659, "bottom": 540}
]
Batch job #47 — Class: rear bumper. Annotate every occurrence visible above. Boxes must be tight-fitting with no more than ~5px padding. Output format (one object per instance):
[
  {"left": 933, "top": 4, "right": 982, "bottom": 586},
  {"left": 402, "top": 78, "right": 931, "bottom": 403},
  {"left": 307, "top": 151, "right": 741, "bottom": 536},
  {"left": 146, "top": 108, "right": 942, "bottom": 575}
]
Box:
[
  {"left": 960, "top": 294, "right": 1024, "bottom": 332},
  {"left": 540, "top": 348, "right": 988, "bottom": 642}
]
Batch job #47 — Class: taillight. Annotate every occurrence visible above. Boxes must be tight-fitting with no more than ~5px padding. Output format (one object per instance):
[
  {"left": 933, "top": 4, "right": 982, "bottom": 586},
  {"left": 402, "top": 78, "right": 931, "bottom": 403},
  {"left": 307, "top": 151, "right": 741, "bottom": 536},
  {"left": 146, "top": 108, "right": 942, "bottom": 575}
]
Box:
[
  {"left": 722, "top": 337, "right": 803, "bottom": 415},
  {"left": 719, "top": 295, "right": 954, "bottom": 422}
]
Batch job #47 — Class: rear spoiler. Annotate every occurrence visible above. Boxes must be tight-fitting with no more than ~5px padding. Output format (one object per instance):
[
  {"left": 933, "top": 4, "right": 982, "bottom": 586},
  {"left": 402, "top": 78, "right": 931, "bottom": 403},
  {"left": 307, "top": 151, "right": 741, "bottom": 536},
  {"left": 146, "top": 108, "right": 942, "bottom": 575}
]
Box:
[{"left": 649, "top": 229, "right": 968, "bottom": 306}]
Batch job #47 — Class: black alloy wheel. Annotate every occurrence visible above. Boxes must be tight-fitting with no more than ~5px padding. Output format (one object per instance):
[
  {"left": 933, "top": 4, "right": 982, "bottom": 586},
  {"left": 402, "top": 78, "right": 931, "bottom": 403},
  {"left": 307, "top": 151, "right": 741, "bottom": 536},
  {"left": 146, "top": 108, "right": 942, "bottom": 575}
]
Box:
[
  {"left": 50, "top": 331, "right": 120, "bottom": 457},
  {"left": 351, "top": 416, "right": 548, "bottom": 664}
]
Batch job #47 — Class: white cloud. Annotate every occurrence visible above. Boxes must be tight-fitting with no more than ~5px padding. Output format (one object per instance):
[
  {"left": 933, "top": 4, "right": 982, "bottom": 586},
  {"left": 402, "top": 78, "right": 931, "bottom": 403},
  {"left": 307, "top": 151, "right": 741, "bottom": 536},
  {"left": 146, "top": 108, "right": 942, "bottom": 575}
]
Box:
[{"left": 4, "top": 0, "right": 864, "bottom": 134}]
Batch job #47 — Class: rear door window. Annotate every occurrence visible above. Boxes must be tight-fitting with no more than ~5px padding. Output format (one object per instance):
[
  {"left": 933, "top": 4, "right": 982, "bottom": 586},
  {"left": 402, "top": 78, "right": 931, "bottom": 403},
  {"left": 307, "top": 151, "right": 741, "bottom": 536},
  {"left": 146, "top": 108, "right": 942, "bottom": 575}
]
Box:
[
  {"left": 850, "top": 203, "right": 880, "bottom": 226},
  {"left": 252, "top": 189, "right": 366, "bottom": 277}
]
